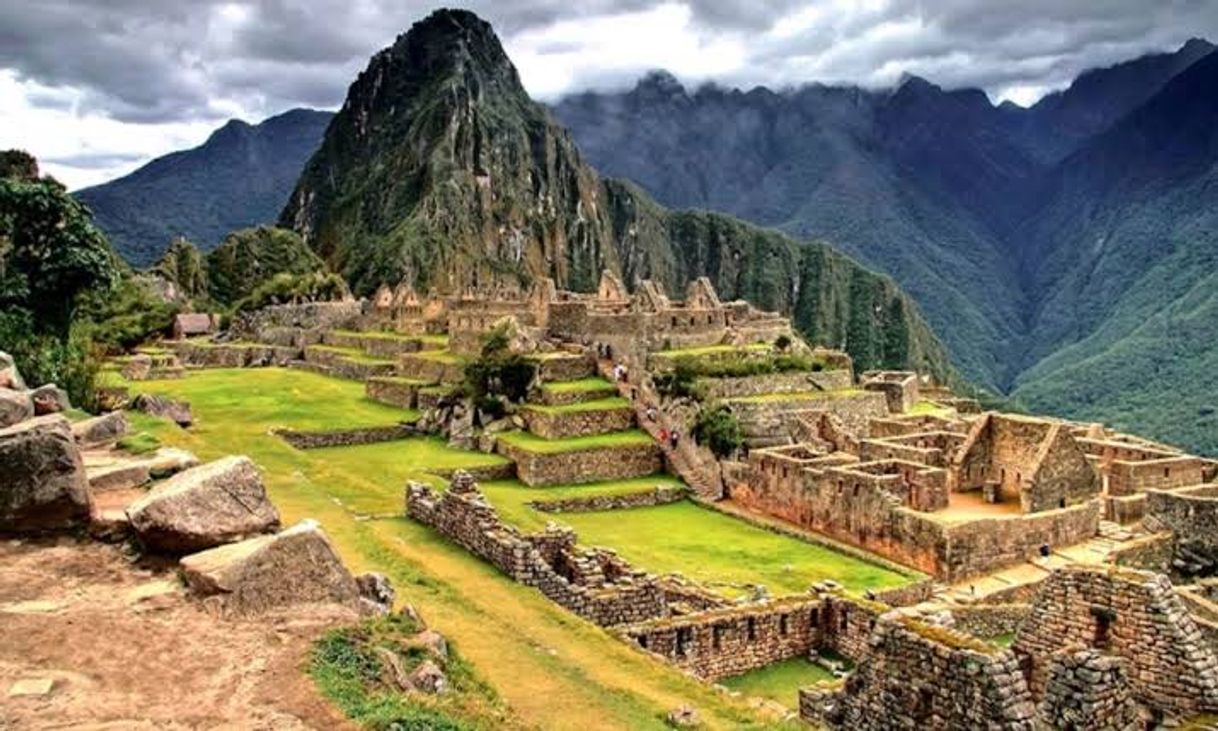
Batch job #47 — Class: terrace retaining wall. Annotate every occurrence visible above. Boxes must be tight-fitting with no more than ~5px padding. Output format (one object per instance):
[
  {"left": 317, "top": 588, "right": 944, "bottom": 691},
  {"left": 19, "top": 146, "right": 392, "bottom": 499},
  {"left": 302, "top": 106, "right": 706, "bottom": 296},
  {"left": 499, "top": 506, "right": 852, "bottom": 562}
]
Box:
[
  {"left": 521, "top": 404, "right": 635, "bottom": 439},
  {"left": 497, "top": 440, "right": 662, "bottom": 487},
  {"left": 275, "top": 424, "right": 416, "bottom": 449},
  {"left": 529, "top": 485, "right": 686, "bottom": 513}
]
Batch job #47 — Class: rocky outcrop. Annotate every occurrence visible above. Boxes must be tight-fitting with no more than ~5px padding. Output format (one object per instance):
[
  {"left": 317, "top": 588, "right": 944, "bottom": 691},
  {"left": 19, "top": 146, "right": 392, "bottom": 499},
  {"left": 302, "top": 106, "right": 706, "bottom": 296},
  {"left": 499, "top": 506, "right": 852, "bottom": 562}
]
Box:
[
  {"left": 0, "top": 389, "right": 34, "bottom": 428},
  {"left": 0, "top": 351, "right": 26, "bottom": 390},
  {"left": 126, "top": 456, "right": 280, "bottom": 553},
  {"left": 71, "top": 411, "right": 129, "bottom": 447},
  {"left": 30, "top": 384, "right": 70, "bottom": 415},
  {"left": 179, "top": 519, "right": 381, "bottom": 616},
  {"left": 0, "top": 415, "right": 92, "bottom": 534},
  {"left": 130, "top": 393, "right": 193, "bottom": 427}
]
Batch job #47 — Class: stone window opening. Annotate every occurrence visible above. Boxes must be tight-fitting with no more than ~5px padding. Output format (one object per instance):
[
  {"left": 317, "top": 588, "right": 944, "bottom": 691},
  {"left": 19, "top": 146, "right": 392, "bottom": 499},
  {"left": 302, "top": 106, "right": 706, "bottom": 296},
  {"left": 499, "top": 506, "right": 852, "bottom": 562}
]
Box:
[
  {"left": 712, "top": 624, "right": 725, "bottom": 651},
  {"left": 1090, "top": 605, "right": 1116, "bottom": 650},
  {"left": 676, "top": 627, "right": 692, "bottom": 657},
  {"left": 637, "top": 635, "right": 649, "bottom": 650},
  {"left": 779, "top": 614, "right": 789, "bottom": 636},
  {"left": 1164, "top": 467, "right": 1171, "bottom": 478},
  {"left": 810, "top": 608, "right": 819, "bottom": 627},
  {"left": 839, "top": 612, "right": 849, "bottom": 631},
  {"left": 671, "top": 316, "right": 678, "bottom": 327},
  {"left": 746, "top": 617, "right": 757, "bottom": 641}
]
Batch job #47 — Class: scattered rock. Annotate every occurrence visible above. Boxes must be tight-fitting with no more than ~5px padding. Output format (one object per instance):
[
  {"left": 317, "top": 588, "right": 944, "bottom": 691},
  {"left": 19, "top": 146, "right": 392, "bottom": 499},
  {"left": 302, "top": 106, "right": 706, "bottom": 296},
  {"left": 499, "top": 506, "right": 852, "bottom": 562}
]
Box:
[
  {"left": 7, "top": 678, "right": 55, "bottom": 698},
  {"left": 375, "top": 646, "right": 412, "bottom": 690},
  {"left": 404, "top": 629, "right": 448, "bottom": 660},
  {"left": 126, "top": 455, "right": 280, "bottom": 553},
  {"left": 87, "top": 461, "right": 151, "bottom": 493},
  {"left": 407, "top": 659, "right": 448, "bottom": 694},
  {"left": 142, "top": 447, "right": 201, "bottom": 478},
  {"left": 130, "top": 393, "right": 193, "bottom": 427},
  {"left": 355, "top": 572, "right": 395, "bottom": 615},
  {"left": 0, "top": 351, "right": 26, "bottom": 391},
  {"left": 72, "top": 411, "right": 129, "bottom": 447},
  {"left": 666, "top": 704, "right": 700, "bottom": 728},
  {"left": 0, "top": 415, "right": 92, "bottom": 534},
  {"left": 0, "top": 389, "right": 34, "bottom": 428},
  {"left": 178, "top": 519, "right": 361, "bottom": 616},
  {"left": 30, "top": 384, "right": 70, "bottom": 415}
]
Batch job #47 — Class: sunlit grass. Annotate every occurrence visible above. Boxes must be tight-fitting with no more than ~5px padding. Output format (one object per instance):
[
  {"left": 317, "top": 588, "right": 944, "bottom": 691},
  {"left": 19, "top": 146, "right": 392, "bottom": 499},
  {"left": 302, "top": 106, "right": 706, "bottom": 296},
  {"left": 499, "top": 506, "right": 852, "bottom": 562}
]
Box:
[{"left": 497, "top": 429, "right": 654, "bottom": 453}]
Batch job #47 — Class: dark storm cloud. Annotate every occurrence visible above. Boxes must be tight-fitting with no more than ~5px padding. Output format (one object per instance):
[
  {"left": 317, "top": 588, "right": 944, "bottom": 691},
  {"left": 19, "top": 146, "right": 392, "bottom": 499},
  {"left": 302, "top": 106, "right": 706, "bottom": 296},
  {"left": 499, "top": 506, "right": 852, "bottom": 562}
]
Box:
[{"left": 3, "top": 0, "right": 1218, "bottom": 126}]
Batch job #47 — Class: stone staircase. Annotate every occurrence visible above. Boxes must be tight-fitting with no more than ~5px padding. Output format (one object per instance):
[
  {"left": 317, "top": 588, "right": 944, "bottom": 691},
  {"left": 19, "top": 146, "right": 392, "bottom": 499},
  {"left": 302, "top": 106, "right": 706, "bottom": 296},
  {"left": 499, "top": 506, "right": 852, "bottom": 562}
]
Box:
[{"left": 597, "top": 357, "right": 724, "bottom": 500}]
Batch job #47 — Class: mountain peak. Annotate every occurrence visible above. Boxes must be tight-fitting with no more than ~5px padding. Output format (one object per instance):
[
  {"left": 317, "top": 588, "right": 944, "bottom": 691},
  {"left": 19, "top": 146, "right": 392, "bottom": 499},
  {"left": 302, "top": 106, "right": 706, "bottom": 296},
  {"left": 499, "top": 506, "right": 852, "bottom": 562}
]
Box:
[{"left": 634, "top": 70, "right": 686, "bottom": 97}]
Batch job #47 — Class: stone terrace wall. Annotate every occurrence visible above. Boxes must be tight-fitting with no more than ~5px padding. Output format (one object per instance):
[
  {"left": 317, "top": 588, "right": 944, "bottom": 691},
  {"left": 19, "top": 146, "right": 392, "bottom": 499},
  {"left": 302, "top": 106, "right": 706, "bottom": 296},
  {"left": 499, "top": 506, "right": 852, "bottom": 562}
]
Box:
[
  {"left": 365, "top": 377, "right": 425, "bottom": 409},
  {"left": 275, "top": 424, "right": 415, "bottom": 449},
  {"left": 1039, "top": 649, "right": 1142, "bottom": 731},
  {"left": 322, "top": 331, "right": 426, "bottom": 359},
  {"left": 529, "top": 485, "right": 686, "bottom": 513},
  {"left": 948, "top": 604, "right": 1030, "bottom": 639},
  {"left": 698, "top": 370, "right": 852, "bottom": 400},
  {"left": 1012, "top": 565, "right": 1218, "bottom": 716},
  {"left": 233, "top": 301, "right": 362, "bottom": 338},
  {"left": 800, "top": 616, "right": 1036, "bottom": 730},
  {"left": 521, "top": 404, "right": 634, "bottom": 439},
  {"left": 173, "top": 341, "right": 300, "bottom": 368},
  {"left": 405, "top": 476, "right": 671, "bottom": 627},
  {"left": 498, "top": 441, "right": 661, "bottom": 487}
]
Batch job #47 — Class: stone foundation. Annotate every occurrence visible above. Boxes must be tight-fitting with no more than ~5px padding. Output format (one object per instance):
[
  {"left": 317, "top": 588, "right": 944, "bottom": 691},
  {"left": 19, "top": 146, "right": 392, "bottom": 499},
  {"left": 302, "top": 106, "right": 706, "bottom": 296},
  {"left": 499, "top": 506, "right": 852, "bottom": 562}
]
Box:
[
  {"left": 521, "top": 404, "right": 635, "bottom": 439},
  {"left": 529, "top": 485, "right": 686, "bottom": 513},
  {"left": 698, "top": 370, "right": 852, "bottom": 400},
  {"left": 1145, "top": 485, "right": 1218, "bottom": 577},
  {"left": 366, "top": 377, "right": 429, "bottom": 409},
  {"left": 275, "top": 424, "right": 416, "bottom": 449},
  {"left": 497, "top": 440, "right": 662, "bottom": 487}
]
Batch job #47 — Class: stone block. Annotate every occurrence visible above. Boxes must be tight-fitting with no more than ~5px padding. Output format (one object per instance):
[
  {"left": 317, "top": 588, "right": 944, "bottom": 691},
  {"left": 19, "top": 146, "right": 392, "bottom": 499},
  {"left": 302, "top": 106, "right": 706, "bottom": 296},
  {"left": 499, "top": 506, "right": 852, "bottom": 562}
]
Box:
[{"left": 0, "top": 414, "right": 91, "bottom": 534}]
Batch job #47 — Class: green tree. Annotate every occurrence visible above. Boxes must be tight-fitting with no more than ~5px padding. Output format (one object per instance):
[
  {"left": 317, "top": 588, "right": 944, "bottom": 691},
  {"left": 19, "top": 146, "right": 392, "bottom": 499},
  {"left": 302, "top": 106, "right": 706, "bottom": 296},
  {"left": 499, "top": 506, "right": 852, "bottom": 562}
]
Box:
[
  {"left": 0, "top": 158, "right": 118, "bottom": 338},
  {"left": 692, "top": 405, "right": 744, "bottom": 459}
]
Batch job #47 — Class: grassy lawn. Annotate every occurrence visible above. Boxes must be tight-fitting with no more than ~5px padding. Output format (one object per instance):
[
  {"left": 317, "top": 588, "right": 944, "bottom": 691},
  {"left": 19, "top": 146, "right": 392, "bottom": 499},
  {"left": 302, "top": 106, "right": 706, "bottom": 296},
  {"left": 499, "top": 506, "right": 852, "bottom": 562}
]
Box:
[
  {"left": 497, "top": 429, "right": 655, "bottom": 454},
  {"left": 119, "top": 368, "right": 414, "bottom": 431},
  {"left": 541, "top": 377, "right": 616, "bottom": 394},
  {"left": 725, "top": 388, "right": 864, "bottom": 404},
  {"left": 117, "top": 367, "right": 797, "bottom": 730},
  {"left": 523, "top": 397, "right": 631, "bottom": 414},
  {"left": 480, "top": 475, "right": 686, "bottom": 531},
  {"left": 552, "top": 502, "right": 912, "bottom": 597},
  {"left": 720, "top": 657, "right": 837, "bottom": 709}
]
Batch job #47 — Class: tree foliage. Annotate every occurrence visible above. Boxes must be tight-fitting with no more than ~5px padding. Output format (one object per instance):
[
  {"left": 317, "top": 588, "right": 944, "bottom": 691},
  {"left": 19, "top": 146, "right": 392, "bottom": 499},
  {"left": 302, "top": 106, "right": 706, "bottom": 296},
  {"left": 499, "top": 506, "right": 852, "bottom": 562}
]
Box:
[{"left": 692, "top": 405, "right": 744, "bottom": 459}]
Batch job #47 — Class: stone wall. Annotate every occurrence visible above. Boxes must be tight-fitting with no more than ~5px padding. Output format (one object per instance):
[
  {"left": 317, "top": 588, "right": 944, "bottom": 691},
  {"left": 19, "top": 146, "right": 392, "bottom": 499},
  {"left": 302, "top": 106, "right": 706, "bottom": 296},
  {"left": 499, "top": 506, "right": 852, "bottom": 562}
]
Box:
[
  {"left": 173, "top": 341, "right": 300, "bottom": 369},
  {"left": 365, "top": 377, "right": 426, "bottom": 409},
  {"left": 529, "top": 485, "right": 686, "bottom": 513},
  {"left": 1145, "top": 485, "right": 1218, "bottom": 577},
  {"left": 398, "top": 354, "right": 465, "bottom": 384},
  {"left": 404, "top": 475, "right": 676, "bottom": 627},
  {"left": 321, "top": 330, "right": 426, "bottom": 359},
  {"left": 232, "top": 300, "right": 362, "bottom": 338},
  {"left": 939, "top": 501, "right": 1100, "bottom": 581},
  {"left": 698, "top": 370, "right": 852, "bottom": 400},
  {"left": 727, "top": 391, "right": 888, "bottom": 445},
  {"left": 1039, "top": 650, "right": 1141, "bottom": 731},
  {"left": 497, "top": 441, "right": 662, "bottom": 487},
  {"left": 947, "top": 603, "right": 1030, "bottom": 639},
  {"left": 275, "top": 424, "right": 416, "bottom": 449},
  {"left": 521, "top": 404, "right": 635, "bottom": 439},
  {"left": 800, "top": 615, "right": 1036, "bottom": 730},
  {"left": 531, "top": 353, "right": 595, "bottom": 382},
  {"left": 619, "top": 596, "right": 822, "bottom": 681},
  {"left": 1012, "top": 565, "right": 1218, "bottom": 717}
]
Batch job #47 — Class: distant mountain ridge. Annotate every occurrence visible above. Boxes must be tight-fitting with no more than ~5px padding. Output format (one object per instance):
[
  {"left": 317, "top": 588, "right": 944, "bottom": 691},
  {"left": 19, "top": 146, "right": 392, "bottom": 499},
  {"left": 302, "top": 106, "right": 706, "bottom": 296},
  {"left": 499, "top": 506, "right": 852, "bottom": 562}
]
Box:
[
  {"left": 75, "top": 108, "right": 333, "bottom": 266},
  {"left": 278, "top": 9, "right": 954, "bottom": 380}
]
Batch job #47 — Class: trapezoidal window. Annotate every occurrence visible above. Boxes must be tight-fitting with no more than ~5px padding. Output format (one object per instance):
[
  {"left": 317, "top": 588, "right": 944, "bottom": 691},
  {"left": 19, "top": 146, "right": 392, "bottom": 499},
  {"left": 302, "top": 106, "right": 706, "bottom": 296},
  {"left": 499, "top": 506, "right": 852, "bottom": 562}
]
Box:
[
  {"left": 779, "top": 614, "right": 789, "bottom": 636},
  {"left": 676, "top": 627, "right": 692, "bottom": 657},
  {"left": 712, "top": 624, "right": 726, "bottom": 651},
  {"left": 746, "top": 617, "right": 757, "bottom": 641}
]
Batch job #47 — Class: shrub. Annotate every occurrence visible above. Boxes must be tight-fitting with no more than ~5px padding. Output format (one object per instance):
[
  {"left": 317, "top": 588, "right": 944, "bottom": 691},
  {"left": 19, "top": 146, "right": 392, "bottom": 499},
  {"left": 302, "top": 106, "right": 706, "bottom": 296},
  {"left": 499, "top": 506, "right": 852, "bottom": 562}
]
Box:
[
  {"left": 0, "top": 311, "right": 103, "bottom": 410},
  {"left": 235, "top": 270, "right": 349, "bottom": 313},
  {"left": 654, "top": 358, "right": 703, "bottom": 399},
  {"left": 775, "top": 334, "right": 792, "bottom": 352},
  {"left": 692, "top": 405, "right": 744, "bottom": 458},
  {"left": 463, "top": 353, "right": 536, "bottom": 405}
]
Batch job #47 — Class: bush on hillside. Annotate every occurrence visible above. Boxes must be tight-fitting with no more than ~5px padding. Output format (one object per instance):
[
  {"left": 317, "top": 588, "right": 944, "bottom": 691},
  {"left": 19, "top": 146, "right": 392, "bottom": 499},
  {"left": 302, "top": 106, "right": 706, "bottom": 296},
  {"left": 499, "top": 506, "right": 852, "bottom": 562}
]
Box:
[
  {"left": 692, "top": 405, "right": 744, "bottom": 459},
  {"left": 235, "top": 270, "right": 349, "bottom": 313}
]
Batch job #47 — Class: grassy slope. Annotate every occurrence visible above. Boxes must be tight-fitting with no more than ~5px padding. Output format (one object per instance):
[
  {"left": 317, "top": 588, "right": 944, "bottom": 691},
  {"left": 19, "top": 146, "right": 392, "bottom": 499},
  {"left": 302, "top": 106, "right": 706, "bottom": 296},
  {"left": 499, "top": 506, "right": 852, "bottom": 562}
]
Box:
[{"left": 122, "top": 368, "right": 800, "bottom": 729}]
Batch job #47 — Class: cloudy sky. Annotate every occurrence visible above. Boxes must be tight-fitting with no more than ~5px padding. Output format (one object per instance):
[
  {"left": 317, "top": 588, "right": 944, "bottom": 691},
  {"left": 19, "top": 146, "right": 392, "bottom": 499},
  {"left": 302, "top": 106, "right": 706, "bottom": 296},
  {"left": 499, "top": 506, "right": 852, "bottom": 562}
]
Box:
[{"left": 2, "top": 0, "right": 1215, "bottom": 189}]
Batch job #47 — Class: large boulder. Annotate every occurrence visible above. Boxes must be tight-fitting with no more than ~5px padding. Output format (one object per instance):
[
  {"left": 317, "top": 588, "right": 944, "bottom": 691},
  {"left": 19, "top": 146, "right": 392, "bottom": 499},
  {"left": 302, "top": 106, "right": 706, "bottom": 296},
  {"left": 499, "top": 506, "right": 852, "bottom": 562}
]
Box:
[
  {"left": 0, "top": 415, "right": 92, "bottom": 534},
  {"left": 0, "top": 389, "right": 34, "bottom": 428},
  {"left": 126, "top": 455, "right": 280, "bottom": 553},
  {"left": 0, "top": 351, "right": 26, "bottom": 391},
  {"left": 130, "top": 393, "right": 193, "bottom": 427},
  {"left": 179, "top": 519, "right": 364, "bottom": 616},
  {"left": 30, "top": 384, "right": 70, "bottom": 415},
  {"left": 72, "top": 411, "right": 128, "bottom": 447}
]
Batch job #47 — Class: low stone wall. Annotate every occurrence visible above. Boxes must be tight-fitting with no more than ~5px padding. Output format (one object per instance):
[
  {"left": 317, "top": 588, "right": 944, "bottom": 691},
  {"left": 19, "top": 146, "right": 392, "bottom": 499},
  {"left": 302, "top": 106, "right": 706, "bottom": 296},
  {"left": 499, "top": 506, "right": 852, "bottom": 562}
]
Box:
[
  {"left": 232, "top": 300, "right": 363, "bottom": 338},
  {"left": 1106, "top": 493, "right": 1147, "bottom": 524},
  {"left": 729, "top": 391, "right": 888, "bottom": 443},
  {"left": 947, "top": 603, "right": 1030, "bottom": 639},
  {"left": 366, "top": 377, "right": 427, "bottom": 409},
  {"left": 497, "top": 441, "right": 662, "bottom": 487},
  {"left": 405, "top": 475, "right": 672, "bottom": 627},
  {"left": 871, "top": 580, "right": 935, "bottom": 608},
  {"left": 532, "top": 354, "right": 595, "bottom": 382},
  {"left": 1013, "top": 565, "right": 1218, "bottom": 717},
  {"left": 275, "top": 424, "right": 415, "bottom": 449},
  {"left": 801, "top": 615, "right": 1036, "bottom": 730},
  {"left": 399, "top": 354, "right": 465, "bottom": 384},
  {"left": 698, "top": 370, "right": 852, "bottom": 400},
  {"left": 416, "top": 387, "right": 456, "bottom": 410},
  {"left": 537, "top": 384, "right": 617, "bottom": 406},
  {"left": 619, "top": 596, "right": 822, "bottom": 681},
  {"left": 938, "top": 500, "right": 1101, "bottom": 582},
  {"left": 322, "top": 330, "right": 426, "bottom": 359},
  {"left": 303, "top": 346, "right": 397, "bottom": 381},
  {"left": 529, "top": 485, "right": 686, "bottom": 513},
  {"left": 521, "top": 405, "right": 635, "bottom": 439},
  {"left": 1112, "top": 532, "right": 1174, "bottom": 572},
  {"left": 174, "top": 341, "right": 300, "bottom": 369},
  {"left": 425, "top": 463, "right": 516, "bottom": 482}
]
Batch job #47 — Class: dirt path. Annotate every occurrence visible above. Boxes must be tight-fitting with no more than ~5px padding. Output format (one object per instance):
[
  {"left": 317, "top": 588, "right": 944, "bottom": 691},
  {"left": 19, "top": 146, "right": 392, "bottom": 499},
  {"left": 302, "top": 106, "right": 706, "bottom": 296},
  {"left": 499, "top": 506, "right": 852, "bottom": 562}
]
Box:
[{"left": 0, "top": 538, "right": 355, "bottom": 730}]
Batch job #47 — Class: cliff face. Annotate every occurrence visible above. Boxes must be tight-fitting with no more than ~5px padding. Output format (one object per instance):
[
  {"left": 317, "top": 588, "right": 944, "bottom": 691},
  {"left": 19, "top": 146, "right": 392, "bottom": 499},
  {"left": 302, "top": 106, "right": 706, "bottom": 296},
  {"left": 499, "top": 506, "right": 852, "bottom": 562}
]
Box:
[{"left": 280, "top": 9, "right": 954, "bottom": 379}]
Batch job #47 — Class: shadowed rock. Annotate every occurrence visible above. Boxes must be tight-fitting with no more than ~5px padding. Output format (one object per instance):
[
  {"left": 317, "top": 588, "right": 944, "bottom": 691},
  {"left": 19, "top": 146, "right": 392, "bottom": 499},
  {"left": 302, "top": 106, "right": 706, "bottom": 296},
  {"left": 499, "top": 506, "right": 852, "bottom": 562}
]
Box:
[
  {"left": 0, "top": 390, "right": 34, "bottom": 428},
  {"left": 179, "top": 519, "right": 364, "bottom": 616},
  {"left": 0, "top": 415, "right": 92, "bottom": 534},
  {"left": 0, "top": 351, "right": 26, "bottom": 391},
  {"left": 30, "top": 384, "right": 70, "bottom": 415},
  {"left": 130, "top": 393, "right": 193, "bottom": 427},
  {"left": 126, "top": 455, "right": 280, "bottom": 553},
  {"left": 71, "top": 411, "right": 129, "bottom": 447}
]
